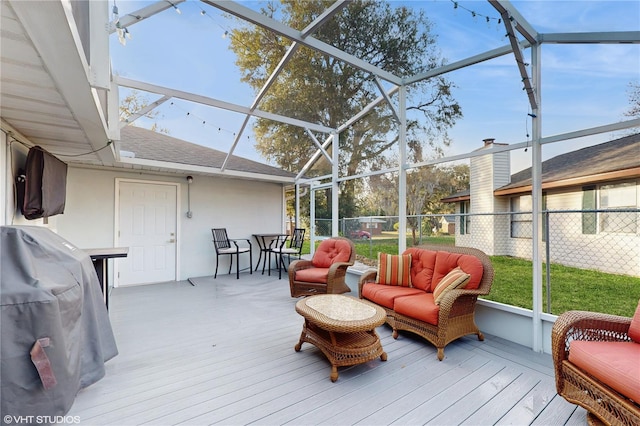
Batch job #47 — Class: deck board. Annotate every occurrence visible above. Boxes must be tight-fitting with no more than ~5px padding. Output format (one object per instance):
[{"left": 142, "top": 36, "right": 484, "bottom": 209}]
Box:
[{"left": 65, "top": 274, "right": 586, "bottom": 425}]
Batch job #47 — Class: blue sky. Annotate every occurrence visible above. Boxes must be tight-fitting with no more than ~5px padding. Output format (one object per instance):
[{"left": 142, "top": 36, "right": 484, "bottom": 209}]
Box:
[{"left": 111, "top": 0, "right": 639, "bottom": 172}]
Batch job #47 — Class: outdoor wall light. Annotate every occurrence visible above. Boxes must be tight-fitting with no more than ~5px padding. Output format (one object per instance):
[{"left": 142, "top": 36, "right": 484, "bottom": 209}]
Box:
[{"left": 186, "top": 176, "right": 193, "bottom": 218}]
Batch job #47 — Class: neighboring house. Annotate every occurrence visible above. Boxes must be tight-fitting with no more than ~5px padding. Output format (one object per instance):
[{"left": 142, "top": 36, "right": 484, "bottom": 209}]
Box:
[
  {"left": 442, "top": 134, "right": 640, "bottom": 276},
  {"left": 355, "top": 217, "right": 386, "bottom": 235},
  {"left": 440, "top": 215, "right": 456, "bottom": 235}
]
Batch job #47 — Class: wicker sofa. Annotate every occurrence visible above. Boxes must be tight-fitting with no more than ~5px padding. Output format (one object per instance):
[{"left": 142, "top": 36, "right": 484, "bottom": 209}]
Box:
[
  {"left": 551, "top": 304, "right": 640, "bottom": 426},
  {"left": 358, "top": 245, "right": 494, "bottom": 360}
]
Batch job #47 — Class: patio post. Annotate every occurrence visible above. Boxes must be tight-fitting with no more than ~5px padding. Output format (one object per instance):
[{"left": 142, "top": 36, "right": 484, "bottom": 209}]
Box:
[
  {"left": 531, "top": 43, "right": 544, "bottom": 353},
  {"left": 332, "top": 130, "right": 339, "bottom": 237},
  {"left": 398, "top": 85, "right": 407, "bottom": 254}
]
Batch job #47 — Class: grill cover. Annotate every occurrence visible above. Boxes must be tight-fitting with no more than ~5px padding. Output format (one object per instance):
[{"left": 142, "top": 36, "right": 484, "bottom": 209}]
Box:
[{"left": 1, "top": 226, "right": 118, "bottom": 419}]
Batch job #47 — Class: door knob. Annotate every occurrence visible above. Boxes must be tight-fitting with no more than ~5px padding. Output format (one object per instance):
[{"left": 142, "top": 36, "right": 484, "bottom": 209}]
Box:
[{"left": 168, "top": 239, "right": 176, "bottom": 243}]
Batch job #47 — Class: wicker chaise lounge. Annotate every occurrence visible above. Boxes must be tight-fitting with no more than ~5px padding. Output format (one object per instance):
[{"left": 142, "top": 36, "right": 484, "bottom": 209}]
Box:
[{"left": 551, "top": 306, "right": 640, "bottom": 426}]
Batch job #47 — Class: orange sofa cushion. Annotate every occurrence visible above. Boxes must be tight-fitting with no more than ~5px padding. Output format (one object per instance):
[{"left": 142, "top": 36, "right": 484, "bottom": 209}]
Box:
[
  {"left": 431, "top": 251, "right": 483, "bottom": 292},
  {"left": 629, "top": 299, "right": 640, "bottom": 343},
  {"left": 376, "top": 253, "right": 412, "bottom": 287},
  {"left": 312, "top": 239, "right": 352, "bottom": 268},
  {"left": 403, "top": 248, "right": 437, "bottom": 291},
  {"left": 393, "top": 293, "right": 440, "bottom": 325},
  {"left": 361, "top": 283, "right": 423, "bottom": 309},
  {"left": 295, "top": 267, "right": 329, "bottom": 283},
  {"left": 569, "top": 340, "right": 640, "bottom": 404}
]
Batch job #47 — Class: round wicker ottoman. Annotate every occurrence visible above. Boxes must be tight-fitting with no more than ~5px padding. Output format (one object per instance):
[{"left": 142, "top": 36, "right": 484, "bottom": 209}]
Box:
[{"left": 294, "top": 294, "right": 387, "bottom": 382}]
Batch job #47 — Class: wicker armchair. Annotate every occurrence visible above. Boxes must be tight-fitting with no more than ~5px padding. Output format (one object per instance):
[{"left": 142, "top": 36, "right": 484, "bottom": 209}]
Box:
[
  {"left": 288, "top": 237, "right": 355, "bottom": 298},
  {"left": 552, "top": 310, "right": 640, "bottom": 426}
]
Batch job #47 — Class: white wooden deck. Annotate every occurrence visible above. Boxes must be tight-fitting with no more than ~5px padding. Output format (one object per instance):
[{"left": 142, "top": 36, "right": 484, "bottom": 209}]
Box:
[{"left": 67, "top": 273, "right": 587, "bottom": 425}]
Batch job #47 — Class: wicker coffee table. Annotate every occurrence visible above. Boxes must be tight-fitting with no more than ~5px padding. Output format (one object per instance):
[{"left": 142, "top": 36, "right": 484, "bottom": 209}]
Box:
[{"left": 294, "top": 294, "right": 387, "bottom": 382}]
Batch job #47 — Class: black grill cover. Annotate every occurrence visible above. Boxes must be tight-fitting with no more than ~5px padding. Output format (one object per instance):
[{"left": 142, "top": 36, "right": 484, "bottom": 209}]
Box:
[{"left": 1, "top": 226, "right": 118, "bottom": 420}]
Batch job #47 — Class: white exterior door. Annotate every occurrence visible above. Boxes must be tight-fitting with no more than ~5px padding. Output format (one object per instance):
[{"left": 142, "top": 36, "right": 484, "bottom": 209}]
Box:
[{"left": 117, "top": 181, "right": 177, "bottom": 286}]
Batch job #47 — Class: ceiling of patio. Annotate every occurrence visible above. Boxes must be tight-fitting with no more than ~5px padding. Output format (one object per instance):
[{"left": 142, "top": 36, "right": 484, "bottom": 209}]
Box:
[
  {"left": 1, "top": 0, "right": 115, "bottom": 166},
  {"left": 1, "top": 1, "right": 638, "bottom": 177}
]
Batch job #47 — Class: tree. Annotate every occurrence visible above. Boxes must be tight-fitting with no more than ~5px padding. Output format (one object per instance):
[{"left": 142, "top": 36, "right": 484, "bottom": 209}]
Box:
[
  {"left": 625, "top": 82, "right": 640, "bottom": 118},
  {"left": 229, "top": 0, "right": 461, "bottom": 219},
  {"left": 620, "top": 81, "right": 640, "bottom": 136},
  {"left": 119, "top": 90, "right": 169, "bottom": 134}
]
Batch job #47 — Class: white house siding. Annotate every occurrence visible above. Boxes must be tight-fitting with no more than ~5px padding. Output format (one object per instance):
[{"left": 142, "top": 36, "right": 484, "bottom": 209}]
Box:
[
  {"left": 3, "top": 134, "right": 288, "bottom": 280},
  {"left": 468, "top": 146, "right": 511, "bottom": 255},
  {"left": 504, "top": 186, "right": 640, "bottom": 277},
  {"left": 4, "top": 160, "right": 286, "bottom": 284}
]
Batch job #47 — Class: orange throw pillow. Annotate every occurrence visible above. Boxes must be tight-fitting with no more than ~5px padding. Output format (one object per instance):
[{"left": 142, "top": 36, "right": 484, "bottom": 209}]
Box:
[
  {"left": 432, "top": 267, "right": 470, "bottom": 305},
  {"left": 376, "top": 253, "right": 412, "bottom": 287}
]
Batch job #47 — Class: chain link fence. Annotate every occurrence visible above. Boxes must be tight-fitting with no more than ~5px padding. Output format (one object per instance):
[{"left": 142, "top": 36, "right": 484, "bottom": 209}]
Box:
[
  {"left": 337, "top": 210, "right": 639, "bottom": 275},
  {"left": 314, "top": 210, "right": 639, "bottom": 314}
]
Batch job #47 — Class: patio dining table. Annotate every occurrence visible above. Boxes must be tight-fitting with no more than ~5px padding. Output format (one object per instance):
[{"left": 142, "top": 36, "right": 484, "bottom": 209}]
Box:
[{"left": 252, "top": 233, "right": 288, "bottom": 274}]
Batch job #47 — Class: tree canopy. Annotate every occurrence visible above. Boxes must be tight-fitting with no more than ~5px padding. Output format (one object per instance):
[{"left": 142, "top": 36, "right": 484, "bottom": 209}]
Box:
[{"left": 229, "top": 0, "right": 462, "bottom": 218}]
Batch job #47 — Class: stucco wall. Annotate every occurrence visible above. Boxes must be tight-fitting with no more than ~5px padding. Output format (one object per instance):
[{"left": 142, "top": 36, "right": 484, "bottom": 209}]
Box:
[
  {"left": 54, "top": 167, "right": 285, "bottom": 282},
  {"left": 1, "top": 150, "right": 286, "bottom": 285}
]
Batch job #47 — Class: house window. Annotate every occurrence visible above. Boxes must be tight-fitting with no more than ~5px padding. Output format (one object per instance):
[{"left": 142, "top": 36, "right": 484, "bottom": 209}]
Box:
[
  {"left": 599, "top": 181, "right": 638, "bottom": 234},
  {"left": 510, "top": 195, "right": 532, "bottom": 238},
  {"left": 460, "top": 201, "right": 470, "bottom": 234}
]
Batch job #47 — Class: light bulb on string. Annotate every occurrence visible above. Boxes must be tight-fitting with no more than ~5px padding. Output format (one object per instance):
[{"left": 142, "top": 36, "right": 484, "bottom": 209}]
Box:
[
  {"left": 111, "top": 2, "right": 119, "bottom": 24},
  {"left": 167, "top": 1, "right": 181, "bottom": 14},
  {"left": 116, "top": 22, "right": 126, "bottom": 46}
]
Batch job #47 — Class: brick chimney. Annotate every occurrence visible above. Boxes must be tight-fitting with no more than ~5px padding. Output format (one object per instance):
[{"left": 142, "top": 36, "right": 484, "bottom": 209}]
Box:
[{"left": 469, "top": 137, "right": 511, "bottom": 255}]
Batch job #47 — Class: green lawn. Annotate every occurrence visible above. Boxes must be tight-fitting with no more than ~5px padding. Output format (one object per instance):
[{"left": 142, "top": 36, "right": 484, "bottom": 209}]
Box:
[
  {"left": 486, "top": 256, "right": 640, "bottom": 317},
  {"left": 302, "top": 238, "right": 640, "bottom": 317}
]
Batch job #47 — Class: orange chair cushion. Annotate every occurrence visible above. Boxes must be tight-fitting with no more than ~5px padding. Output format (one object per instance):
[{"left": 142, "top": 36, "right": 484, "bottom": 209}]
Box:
[
  {"left": 629, "top": 299, "right": 640, "bottom": 343},
  {"left": 568, "top": 340, "right": 640, "bottom": 404},
  {"left": 295, "top": 267, "right": 329, "bottom": 283},
  {"left": 403, "top": 248, "right": 437, "bottom": 291},
  {"left": 376, "top": 253, "right": 412, "bottom": 287},
  {"left": 431, "top": 251, "right": 483, "bottom": 292},
  {"left": 311, "top": 239, "right": 352, "bottom": 268},
  {"left": 393, "top": 293, "right": 440, "bottom": 325},
  {"left": 361, "top": 283, "right": 423, "bottom": 309}
]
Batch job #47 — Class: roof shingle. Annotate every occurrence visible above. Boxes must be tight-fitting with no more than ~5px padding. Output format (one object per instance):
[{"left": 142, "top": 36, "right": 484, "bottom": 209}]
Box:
[{"left": 118, "top": 126, "right": 295, "bottom": 178}]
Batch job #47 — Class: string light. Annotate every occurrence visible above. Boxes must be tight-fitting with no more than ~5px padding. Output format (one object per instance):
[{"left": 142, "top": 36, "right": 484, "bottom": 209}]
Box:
[
  {"left": 169, "top": 102, "right": 237, "bottom": 136},
  {"left": 111, "top": 1, "right": 135, "bottom": 46},
  {"left": 195, "top": 3, "right": 255, "bottom": 52},
  {"left": 111, "top": 2, "right": 119, "bottom": 23},
  {"left": 448, "top": 0, "right": 502, "bottom": 27},
  {"left": 167, "top": 0, "right": 181, "bottom": 15}
]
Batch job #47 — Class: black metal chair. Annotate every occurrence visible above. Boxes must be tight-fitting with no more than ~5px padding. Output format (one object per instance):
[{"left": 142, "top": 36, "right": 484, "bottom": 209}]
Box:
[
  {"left": 212, "top": 228, "right": 252, "bottom": 279},
  {"left": 269, "top": 228, "right": 305, "bottom": 279}
]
